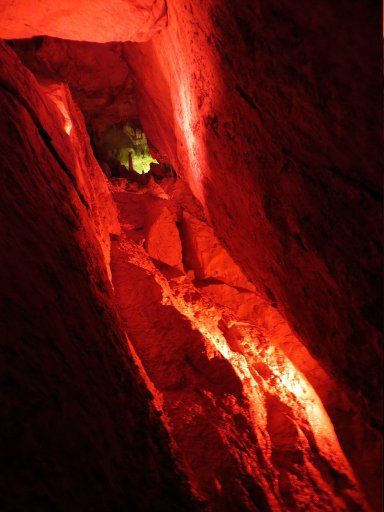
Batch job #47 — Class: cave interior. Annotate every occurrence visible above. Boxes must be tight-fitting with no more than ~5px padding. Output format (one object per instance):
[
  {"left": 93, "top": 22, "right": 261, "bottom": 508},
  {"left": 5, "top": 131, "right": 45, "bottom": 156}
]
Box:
[{"left": 0, "top": 2, "right": 382, "bottom": 512}]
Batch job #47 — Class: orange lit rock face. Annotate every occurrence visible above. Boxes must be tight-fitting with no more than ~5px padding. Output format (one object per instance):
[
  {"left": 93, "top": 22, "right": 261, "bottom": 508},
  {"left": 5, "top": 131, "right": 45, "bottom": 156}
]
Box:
[
  {"left": 0, "top": 1, "right": 381, "bottom": 511},
  {"left": 145, "top": 204, "right": 183, "bottom": 270},
  {"left": 181, "top": 211, "right": 255, "bottom": 291},
  {"left": 110, "top": 177, "right": 369, "bottom": 511},
  {"left": 12, "top": 37, "right": 137, "bottom": 137},
  {"left": 0, "top": 41, "right": 120, "bottom": 270},
  {"left": 0, "top": 0, "right": 167, "bottom": 42},
  {"left": 124, "top": 3, "right": 382, "bottom": 506},
  {"left": 0, "top": 43, "right": 198, "bottom": 511},
  {"left": 41, "top": 81, "right": 120, "bottom": 273}
]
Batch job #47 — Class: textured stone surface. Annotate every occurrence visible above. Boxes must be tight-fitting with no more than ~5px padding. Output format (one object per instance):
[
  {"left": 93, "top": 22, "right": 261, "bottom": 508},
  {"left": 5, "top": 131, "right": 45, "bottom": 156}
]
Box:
[
  {"left": 0, "top": 42, "right": 198, "bottom": 512},
  {"left": 124, "top": 4, "right": 382, "bottom": 507},
  {"left": 0, "top": 0, "right": 381, "bottom": 509},
  {"left": 110, "top": 180, "right": 369, "bottom": 512},
  {"left": 0, "top": 0, "right": 167, "bottom": 42},
  {"left": 145, "top": 204, "right": 183, "bottom": 270},
  {"left": 181, "top": 210, "right": 255, "bottom": 290},
  {"left": 1, "top": 40, "right": 121, "bottom": 269},
  {"left": 12, "top": 37, "right": 137, "bottom": 136}
]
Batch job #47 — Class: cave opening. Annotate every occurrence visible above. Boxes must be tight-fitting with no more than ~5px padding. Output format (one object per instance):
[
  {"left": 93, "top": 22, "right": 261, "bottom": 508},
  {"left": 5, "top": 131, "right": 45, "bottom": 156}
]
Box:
[
  {"left": 92, "top": 121, "right": 159, "bottom": 177},
  {"left": 0, "top": 4, "right": 381, "bottom": 512}
]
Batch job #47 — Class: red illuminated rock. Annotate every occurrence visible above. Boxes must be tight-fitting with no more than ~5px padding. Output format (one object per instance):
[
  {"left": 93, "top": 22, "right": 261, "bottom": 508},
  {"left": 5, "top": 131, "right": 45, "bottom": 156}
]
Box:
[
  {"left": 0, "top": 0, "right": 381, "bottom": 509},
  {"left": 181, "top": 211, "right": 254, "bottom": 291},
  {"left": 110, "top": 176, "right": 380, "bottom": 512},
  {"left": 110, "top": 180, "right": 369, "bottom": 512},
  {"left": 124, "top": 4, "right": 382, "bottom": 507},
  {"left": 127, "top": 0, "right": 382, "bottom": 397},
  {"left": 0, "top": 42, "right": 198, "bottom": 511},
  {"left": 13, "top": 37, "right": 137, "bottom": 136},
  {"left": 145, "top": 204, "right": 183, "bottom": 270},
  {"left": 0, "top": 0, "right": 167, "bottom": 42},
  {"left": 0, "top": 41, "right": 120, "bottom": 272}
]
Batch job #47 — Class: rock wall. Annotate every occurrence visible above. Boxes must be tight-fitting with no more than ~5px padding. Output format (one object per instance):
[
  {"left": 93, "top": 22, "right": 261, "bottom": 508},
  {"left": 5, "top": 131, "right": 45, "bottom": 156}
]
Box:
[
  {"left": 0, "top": 42, "right": 198, "bottom": 511},
  {"left": 1, "top": 3, "right": 381, "bottom": 416},
  {"left": 12, "top": 37, "right": 137, "bottom": 137},
  {"left": 0, "top": 0, "right": 381, "bottom": 509},
  {"left": 109, "top": 177, "right": 370, "bottom": 512},
  {"left": 124, "top": 4, "right": 382, "bottom": 507},
  {"left": 0, "top": 0, "right": 167, "bottom": 42}
]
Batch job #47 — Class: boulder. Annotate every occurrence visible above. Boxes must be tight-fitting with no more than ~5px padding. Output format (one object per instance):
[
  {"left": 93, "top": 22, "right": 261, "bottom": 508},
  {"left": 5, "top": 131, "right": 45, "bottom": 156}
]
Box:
[
  {"left": 149, "top": 162, "right": 174, "bottom": 180},
  {"left": 181, "top": 211, "right": 254, "bottom": 292},
  {"left": 145, "top": 205, "right": 183, "bottom": 270}
]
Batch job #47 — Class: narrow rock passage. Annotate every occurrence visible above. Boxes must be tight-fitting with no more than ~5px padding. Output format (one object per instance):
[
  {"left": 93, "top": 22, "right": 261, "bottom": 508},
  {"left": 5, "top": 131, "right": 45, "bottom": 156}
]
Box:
[
  {"left": 0, "top": 13, "right": 380, "bottom": 509},
  {"left": 109, "top": 177, "right": 369, "bottom": 512}
]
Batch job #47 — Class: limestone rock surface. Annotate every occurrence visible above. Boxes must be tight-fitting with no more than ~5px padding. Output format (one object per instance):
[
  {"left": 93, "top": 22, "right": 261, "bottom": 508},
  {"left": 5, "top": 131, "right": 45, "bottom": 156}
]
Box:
[
  {"left": 0, "top": 0, "right": 167, "bottom": 42},
  {"left": 145, "top": 204, "right": 183, "bottom": 270},
  {"left": 124, "top": 5, "right": 382, "bottom": 506},
  {"left": 0, "top": 42, "right": 198, "bottom": 512},
  {"left": 13, "top": 37, "right": 137, "bottom": 136}
]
